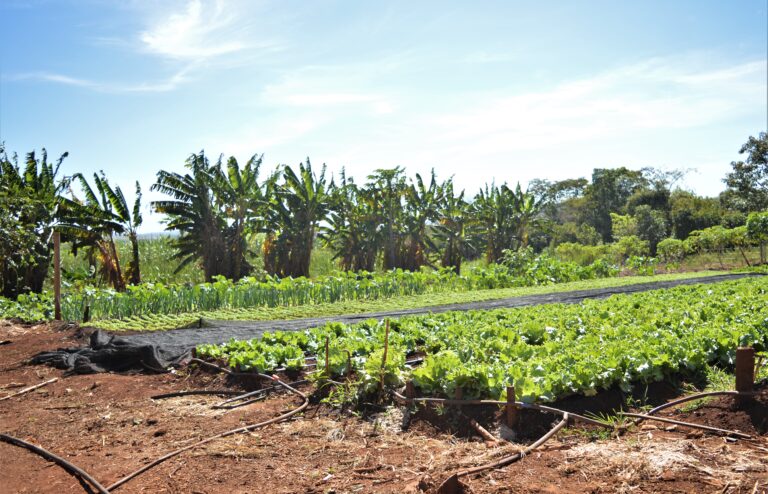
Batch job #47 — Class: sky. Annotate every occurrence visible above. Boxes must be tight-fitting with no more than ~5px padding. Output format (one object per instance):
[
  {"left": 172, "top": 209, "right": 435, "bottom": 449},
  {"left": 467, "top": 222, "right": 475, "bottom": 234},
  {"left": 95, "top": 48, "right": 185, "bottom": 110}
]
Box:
[{"left": 1, "top": 0, "right": 767, "bottom": 232}]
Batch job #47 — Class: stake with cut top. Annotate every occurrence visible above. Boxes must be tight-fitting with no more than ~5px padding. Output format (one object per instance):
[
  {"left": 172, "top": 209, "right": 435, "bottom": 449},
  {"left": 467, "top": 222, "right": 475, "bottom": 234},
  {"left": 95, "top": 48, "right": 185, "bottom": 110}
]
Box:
[{"left": 735, "top": 346, "right": 755, "bottom": 407}]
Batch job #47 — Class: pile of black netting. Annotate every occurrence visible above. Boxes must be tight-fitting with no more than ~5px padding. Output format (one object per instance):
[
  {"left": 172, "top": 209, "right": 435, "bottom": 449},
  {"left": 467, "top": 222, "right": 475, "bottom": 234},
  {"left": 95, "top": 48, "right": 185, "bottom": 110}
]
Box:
[{"left": 31, "top": 330, "right": 192, "bottom": 374}]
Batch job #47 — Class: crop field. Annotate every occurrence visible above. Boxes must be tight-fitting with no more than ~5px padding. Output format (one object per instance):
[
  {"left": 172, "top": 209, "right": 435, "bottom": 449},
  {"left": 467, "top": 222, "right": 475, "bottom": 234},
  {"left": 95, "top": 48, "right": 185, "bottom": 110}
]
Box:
[
  {"left": 197, "top": 277, "right": 768, "bottom": 403},
  {"left": 73, "top": 270, "right": 728, "bottom": 331}
]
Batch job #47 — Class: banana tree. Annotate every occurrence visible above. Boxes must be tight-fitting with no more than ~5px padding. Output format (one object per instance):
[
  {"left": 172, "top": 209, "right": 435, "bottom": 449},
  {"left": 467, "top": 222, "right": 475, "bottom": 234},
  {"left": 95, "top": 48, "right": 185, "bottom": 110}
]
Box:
[
  {"left": 66, "top": 172, "right": 143, "bottom": 290},
  {"left": 434, "top": 180, "right": 476, "bottom": 274},
  {"left": 152, "top": 151, "right": 229, "bottom": 282},
  {"left": 0, "top": 146, "right": 69, "bottom": 298},
  {"left": 265, "top": 159, "right": 330, "bottom": 277}
]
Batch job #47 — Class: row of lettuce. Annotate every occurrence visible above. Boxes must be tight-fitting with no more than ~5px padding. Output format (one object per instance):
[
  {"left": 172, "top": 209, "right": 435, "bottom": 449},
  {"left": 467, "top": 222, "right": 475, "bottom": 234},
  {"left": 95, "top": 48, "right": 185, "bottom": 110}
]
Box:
[
  {"left": 2, "top": 253, "right": 622, "bottom": 322},
  {"left": 197, "top": 277, "right": 768, "bottom": 403}
]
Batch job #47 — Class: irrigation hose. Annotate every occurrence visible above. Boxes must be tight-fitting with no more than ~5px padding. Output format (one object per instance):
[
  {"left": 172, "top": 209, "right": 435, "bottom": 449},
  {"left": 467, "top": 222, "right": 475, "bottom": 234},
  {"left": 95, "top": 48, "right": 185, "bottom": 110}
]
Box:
[
  {"left": 0, "top": 433, "right": 109, "bottom": 494},
  {"left": 390, "top": 390, "right": 610, "bottom": 429},
  {"left": 150, "top": 389, "right": 245, "bottom": 400},
  {"left": 212, "top": 380, "right": 309, "bottom": 408},
  {"left": 623, "top": 412, "right": 751, "bottom": 439},
  {"left": 106, "top": 375, "right": 308, "bottom": 492},
  {"left": 459, "top": 413, "right": 569, "bottom": 477}
]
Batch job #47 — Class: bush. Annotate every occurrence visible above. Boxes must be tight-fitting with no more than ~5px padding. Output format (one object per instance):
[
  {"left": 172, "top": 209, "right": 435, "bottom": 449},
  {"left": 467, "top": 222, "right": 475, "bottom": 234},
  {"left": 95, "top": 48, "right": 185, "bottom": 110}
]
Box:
[
  {"left": 657, "top": 238, "right": 685, "bottom": 263},
  {"left": 747, "top": 211, "right": 768, "bottom": 264},
  {"left": 612, "top": 236, "right": 650, "bottom": 263}
]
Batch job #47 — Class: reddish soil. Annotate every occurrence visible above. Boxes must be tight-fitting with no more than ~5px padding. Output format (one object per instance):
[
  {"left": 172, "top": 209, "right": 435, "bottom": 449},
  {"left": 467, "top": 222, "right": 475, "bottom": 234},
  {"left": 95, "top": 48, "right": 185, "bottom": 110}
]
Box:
[{"left": 1, "top": 322, "right": 767, "bottom": 494}]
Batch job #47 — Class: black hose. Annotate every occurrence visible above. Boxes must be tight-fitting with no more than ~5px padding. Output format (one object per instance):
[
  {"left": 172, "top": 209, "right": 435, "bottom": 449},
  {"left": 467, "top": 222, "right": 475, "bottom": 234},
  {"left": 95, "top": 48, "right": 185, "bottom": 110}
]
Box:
[{"left": 0, "top": 433, "right": 109, "bottom": 494}]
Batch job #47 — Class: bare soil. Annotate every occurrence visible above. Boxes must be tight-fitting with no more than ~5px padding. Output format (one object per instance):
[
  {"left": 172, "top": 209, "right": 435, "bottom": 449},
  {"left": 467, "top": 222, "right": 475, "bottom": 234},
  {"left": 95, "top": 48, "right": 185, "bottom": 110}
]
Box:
[{"left": 2, "top": 321, "right": 767, "bottom": 494}]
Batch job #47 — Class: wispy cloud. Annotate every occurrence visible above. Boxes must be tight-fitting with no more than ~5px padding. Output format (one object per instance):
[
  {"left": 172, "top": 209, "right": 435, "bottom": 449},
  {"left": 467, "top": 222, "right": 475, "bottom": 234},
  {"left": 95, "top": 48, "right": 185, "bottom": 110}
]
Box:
[
  {"left": 8, "top": 67, "right": 192, "bottom": 93},
  {"left": 139, "top": 0, "right": 246, "bottom": 60},
  {"left": 10, "top": 0, "right": 280, "bottom": 93},
  {"left": 230, "top": 55, "right": 765, "bottom": 195}
]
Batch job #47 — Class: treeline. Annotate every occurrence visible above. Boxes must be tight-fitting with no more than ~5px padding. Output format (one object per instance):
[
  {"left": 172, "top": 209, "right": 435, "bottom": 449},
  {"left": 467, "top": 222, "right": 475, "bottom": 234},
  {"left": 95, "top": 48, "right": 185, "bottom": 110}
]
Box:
[{"left": 1, "top": 133, "right": 767, "bottom": 299}]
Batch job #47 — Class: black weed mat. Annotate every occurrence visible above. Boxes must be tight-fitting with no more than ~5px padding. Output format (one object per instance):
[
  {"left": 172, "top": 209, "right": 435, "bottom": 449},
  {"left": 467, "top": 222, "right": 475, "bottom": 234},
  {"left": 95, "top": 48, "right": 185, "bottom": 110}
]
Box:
[{"left": 106, "top": 273, "right": 762, "bottom": 348}]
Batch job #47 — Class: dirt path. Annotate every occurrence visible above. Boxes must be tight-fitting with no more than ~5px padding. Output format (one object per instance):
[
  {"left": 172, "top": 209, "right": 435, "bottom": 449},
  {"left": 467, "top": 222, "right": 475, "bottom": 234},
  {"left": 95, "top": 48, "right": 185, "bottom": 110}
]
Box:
[{"left": 116, "top": 273, "right": 761, "bottom": 347}]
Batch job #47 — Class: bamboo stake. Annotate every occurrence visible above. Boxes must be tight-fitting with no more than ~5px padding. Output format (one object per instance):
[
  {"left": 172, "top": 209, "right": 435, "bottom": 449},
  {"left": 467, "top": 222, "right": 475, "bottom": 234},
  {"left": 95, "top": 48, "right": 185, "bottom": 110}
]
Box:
[
  {"left": 0, "top": 378, "right": 58, "bottom": 402},
  {"left": 53, "top": 231, "right": 61, "bottom": 321},
  {"left": 324, "top": 337, "right": 330, "bottom": 377}
]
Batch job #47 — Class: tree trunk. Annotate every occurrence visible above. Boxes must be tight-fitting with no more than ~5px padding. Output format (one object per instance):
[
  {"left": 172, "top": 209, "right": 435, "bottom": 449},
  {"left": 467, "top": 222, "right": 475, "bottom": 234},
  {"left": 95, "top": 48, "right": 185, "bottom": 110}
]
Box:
[{"left": 128, "top": 232, "right": 141, "bottom": 285}]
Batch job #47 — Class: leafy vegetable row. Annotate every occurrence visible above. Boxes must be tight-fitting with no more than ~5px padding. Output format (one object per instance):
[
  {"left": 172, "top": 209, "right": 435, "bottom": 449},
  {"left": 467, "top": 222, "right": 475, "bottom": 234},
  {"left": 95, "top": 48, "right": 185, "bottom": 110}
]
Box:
[
  {"left": 197, "top": 277, "right": 768, "bottom": 403},
  {"left": 58, "top": 257, "right": 617, "bottom": 322}
]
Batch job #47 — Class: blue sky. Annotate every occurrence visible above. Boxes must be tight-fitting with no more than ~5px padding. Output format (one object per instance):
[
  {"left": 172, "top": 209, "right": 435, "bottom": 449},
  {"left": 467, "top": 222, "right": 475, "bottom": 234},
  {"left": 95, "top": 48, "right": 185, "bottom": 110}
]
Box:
[{"left": 1, "top": 0, "right": 766, "bottom": 232}]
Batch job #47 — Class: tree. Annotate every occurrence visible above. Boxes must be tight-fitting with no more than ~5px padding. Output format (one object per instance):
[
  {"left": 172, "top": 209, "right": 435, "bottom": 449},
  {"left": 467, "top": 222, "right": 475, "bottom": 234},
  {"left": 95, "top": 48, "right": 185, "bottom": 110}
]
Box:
[
  {"left": 367, "top": 168, "right": 408, "bottom": 270},
  {"left": 669, "top": 191, "right": 721, "bottom": 239},
  {"left": 585, "top": 167, "right": 647, "bottom": 243},
  {"left": 633, "top": 205, "right": 668, "bottom": 255},
  {"left": 0, "top": 146, "right": 69, "bottom": 298},
  {"left": 434, "top": 180, "right": 476, "bottom": 273},
  {"left": 265, "top": 159, "right": 330, "bottom": 277},
  {"left": 472, "top": 183, "right": 542, "bottom": 263},
  {"left": 400, "top": 171, "right": 442, "bottom": 271},
  {"left": 66, "top": 172, "right": 143, "bottom": 290},
  {"left": 723, "top": 132, "right": 768, "bottom": 212},
  {"left": 321, "top": 171, "right": 380, "bottom": 272},
  {"left": 152, "top": 151, "right": 264, "bottom": 282},
  {"left": 746, "top": 211, "right": 768, "bottom": 264}
]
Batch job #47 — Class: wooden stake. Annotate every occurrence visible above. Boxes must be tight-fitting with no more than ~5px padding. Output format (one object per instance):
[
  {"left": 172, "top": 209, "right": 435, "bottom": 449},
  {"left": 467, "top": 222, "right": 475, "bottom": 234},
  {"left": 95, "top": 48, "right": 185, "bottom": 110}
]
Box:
[
  {"left": 378, "top": 320, "right": 390, "bottom": 395},
  {"left": 0, "top": 378, "right": 58, "bottom": 402},
  {"left": 381, "top": 319, "right": 390, "bottom": 371},
  {"left": 53, "top": 231, "right": 61, "bottom": 321},
  {"left": 405, "top": 380, "right": 416, "bottom": 400},
  {"left": 505, "top": 385, "right": 519, "bottom": 429},
  {"left": 324, "top": 337, "right": 330, "bottom": 377},
  {"left": 735, "top": 346, "right": 755, "bottom": 407}
]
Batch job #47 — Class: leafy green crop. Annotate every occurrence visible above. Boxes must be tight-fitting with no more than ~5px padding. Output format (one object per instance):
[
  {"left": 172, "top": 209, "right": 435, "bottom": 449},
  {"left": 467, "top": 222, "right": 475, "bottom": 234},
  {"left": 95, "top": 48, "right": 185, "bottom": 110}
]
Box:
[
  {"left": 196, "top": 277, "right": 768, "bottom": 403},
  {"left": 5, "top": 260, "right": 620, "bottom": 324}
]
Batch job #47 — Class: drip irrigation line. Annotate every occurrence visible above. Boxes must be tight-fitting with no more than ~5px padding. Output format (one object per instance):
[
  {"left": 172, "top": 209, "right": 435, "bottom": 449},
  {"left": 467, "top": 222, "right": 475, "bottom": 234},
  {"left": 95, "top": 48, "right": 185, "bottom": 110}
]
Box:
[
  {"left": 438, "top": 413, "right": 570, "bottom": 491},
  {"left": 0, "top": 377, "right": 58, "bottom": 402},
  {"left": 213, "top": 380, "right": 309, "bottom": 408},
  {"left": 188, "top": 358, "right": 233, "bottom": 375},
  {"left": 645, "top": 390, "right": 741, "bottom": 416},
  {"left": 0, "top": 433, "right": 109, "bottom": 494},
  {"left": 107, "top": 374, "right": 308, "bottom": 492},
  {"left": 461, "top": 413, "right": 569, "bottom": 477},
  {"left": 151, "top": 389, "right": 244, "bottom": 400},
  {"left": 390, "top": 390, "right": 609, "bottom": 428},
  {"left": 622, "top": 412, "right": 751, "bottom": 439},
  {"left": 212, "top": 395, "right": 266, "bottom": 409}
]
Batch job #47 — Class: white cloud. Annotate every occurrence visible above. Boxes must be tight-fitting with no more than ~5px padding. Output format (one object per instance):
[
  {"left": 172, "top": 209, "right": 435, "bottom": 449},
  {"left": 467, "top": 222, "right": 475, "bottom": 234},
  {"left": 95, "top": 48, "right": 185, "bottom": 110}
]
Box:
[
  {"left": 9, "top": 67, "right": 192, "bottom": 93},
  {"left": 230, "top": 55, "right": 764, "bottom": 198},
  {"left": 139, "top": 0, "right": 246, "bottom": 60}
]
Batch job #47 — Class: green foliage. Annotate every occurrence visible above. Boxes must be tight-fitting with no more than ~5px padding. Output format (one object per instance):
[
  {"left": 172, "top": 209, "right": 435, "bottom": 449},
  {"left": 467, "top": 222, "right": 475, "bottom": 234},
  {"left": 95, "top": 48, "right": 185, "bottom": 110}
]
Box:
[
  {"left": 197, "top": 277, "right": 768, "bottom": 403},
  {"left": 0, "top": 292, "right": 53, "bottom": 321},
  {"left": 723, "top": 132, "right": 768, "bottom": 213},
  {"left": 152, "top": 151, "right": 267, "bottom": 282},
  {"left": 747, "top": 211, "right": 768, "bottom": 263},
  {"left": 633, "top": 205, "right": 668, "bottom": 255},
  {"left": 0, "top": 145, "right": 69, "bottom": 299},
  {"left": 746, "top": 211, "right": 768, "bottom": 243},
  {"left": 656, "top": 238, "right": 685, "bottom": 263},
  {"left": 56, "top": 257, "right": 621, "bottom": 323}
]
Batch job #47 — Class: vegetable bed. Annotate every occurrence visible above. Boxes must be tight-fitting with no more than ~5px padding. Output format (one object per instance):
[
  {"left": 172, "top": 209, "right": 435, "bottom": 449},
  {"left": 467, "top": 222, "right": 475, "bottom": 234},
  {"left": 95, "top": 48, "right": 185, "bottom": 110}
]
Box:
[{"left": 197, "top": 277, "right": 768, "bottom": 403}]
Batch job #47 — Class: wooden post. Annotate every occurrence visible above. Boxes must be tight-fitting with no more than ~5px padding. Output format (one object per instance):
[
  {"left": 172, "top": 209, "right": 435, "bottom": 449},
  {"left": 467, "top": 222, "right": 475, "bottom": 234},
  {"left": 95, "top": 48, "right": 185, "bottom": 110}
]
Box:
[
  {"left": 405, "top": 380, "right": 416, "bottom": 401},
  {"left": 53, "top": 231, "right": 61, "bottom": 321},
  {"left": 735, "top": 346, "right": 755, "bottom": 407},
  {"left": 381, "top": 319, "right": 390, "bottom": 370},
  {"left": 505, "top": 385, "right": 519, "bottom": 429},
  {"left": 378, "top": 320, "right": 390, "bottom": 395},
  {"left": 324, "top": 337, "right": 330, "bottom": 377}
]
